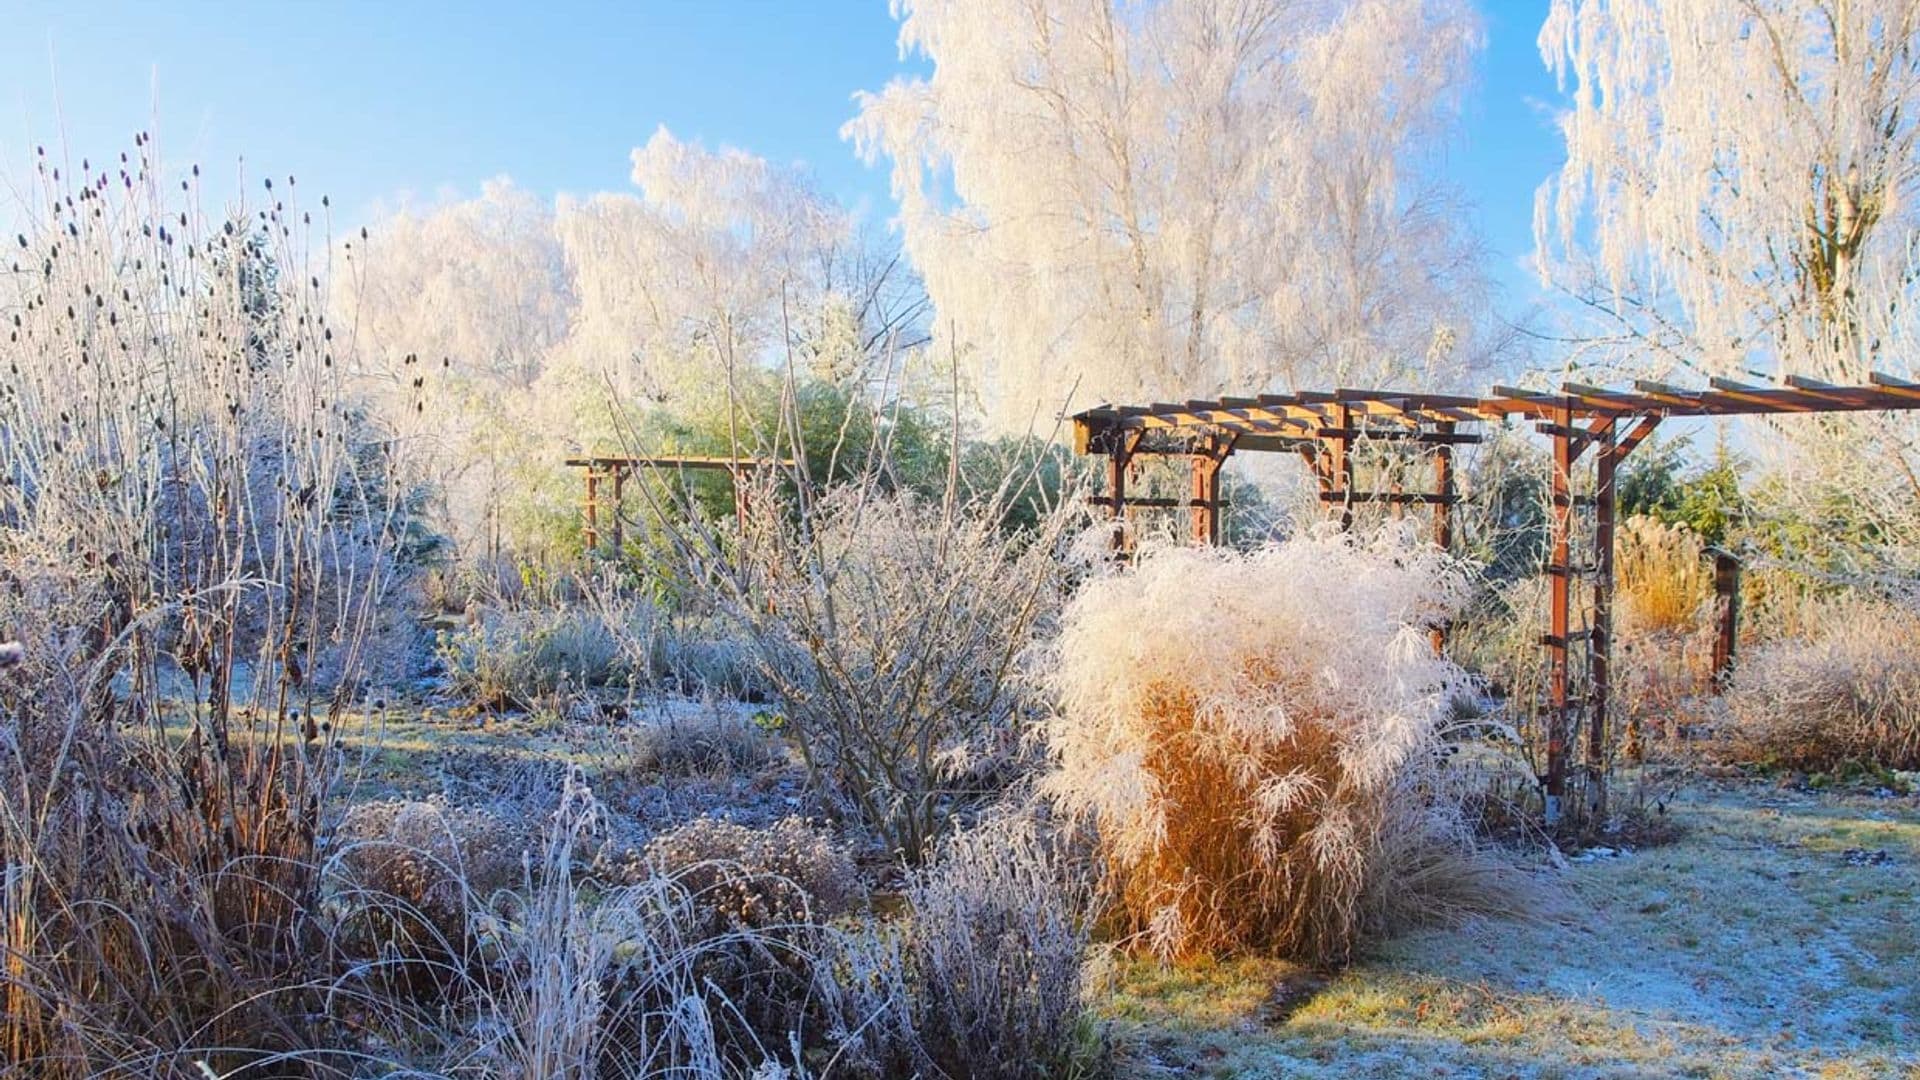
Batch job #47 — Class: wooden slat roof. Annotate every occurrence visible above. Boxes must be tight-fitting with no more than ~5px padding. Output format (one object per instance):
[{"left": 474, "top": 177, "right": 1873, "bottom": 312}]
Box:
[{"left": 1071, "top": 372, "right": 1920, "bottom": 445}]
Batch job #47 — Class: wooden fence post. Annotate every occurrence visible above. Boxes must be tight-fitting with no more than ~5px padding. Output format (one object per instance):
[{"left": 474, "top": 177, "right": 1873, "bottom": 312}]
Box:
[{"left": 1710, "top": 548, "right": 1741, "bottom": 692}]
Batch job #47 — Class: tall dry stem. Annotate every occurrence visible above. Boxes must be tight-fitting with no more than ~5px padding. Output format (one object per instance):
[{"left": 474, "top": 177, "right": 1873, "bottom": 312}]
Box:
[{"left": 0, "top": 136, "right": 407, "bottom": 1075}]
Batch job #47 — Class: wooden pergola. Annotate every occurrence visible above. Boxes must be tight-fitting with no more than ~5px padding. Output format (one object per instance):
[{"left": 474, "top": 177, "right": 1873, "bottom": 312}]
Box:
[
  {"left": 564, "top": 455, "right": 794, "bottom": 550},
  {"left": 1071, "top": 372, "right": 1920, "bottom": 824}
]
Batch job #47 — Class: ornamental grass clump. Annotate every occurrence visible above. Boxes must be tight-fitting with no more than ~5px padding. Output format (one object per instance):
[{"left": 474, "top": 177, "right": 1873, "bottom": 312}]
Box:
[
  {"left": 1724, "top": 597, "right": 1920, "bottom": 772},
  {"left": 1616, "top": 515, "right": 1712, "bottom": 637},
  {"left": 813, "top": 812, "right": 1106, "bottom": 1080},
  {"left": 1046, "top": 526, "right": 1495, "bottom": 964}
]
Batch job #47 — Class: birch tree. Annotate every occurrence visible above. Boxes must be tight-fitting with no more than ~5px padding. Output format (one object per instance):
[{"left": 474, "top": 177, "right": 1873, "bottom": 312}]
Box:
[
  {"left": 848, "top": 0, "right": 1494, "bottom": 429},
  {"left": 548, "top": 127, "right": 844, "bottom": 407},
  {"left": 334, "top": 179, "right": 572, "bottom": 561}
]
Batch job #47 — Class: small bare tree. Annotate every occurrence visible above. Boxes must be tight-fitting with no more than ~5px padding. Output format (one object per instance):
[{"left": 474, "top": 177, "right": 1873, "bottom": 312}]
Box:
[{"left": 728, "top": 480, "right": 1077, "bottom": 862}]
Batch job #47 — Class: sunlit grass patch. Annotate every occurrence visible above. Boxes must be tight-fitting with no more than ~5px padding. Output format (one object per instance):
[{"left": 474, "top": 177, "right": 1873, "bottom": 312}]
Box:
[
  {"left": 1100, "top": 954, "right": 1305, "bottom": 1028},
  {"left": 1103, "top": 781, "right": 1920, "bottom": 1078}
]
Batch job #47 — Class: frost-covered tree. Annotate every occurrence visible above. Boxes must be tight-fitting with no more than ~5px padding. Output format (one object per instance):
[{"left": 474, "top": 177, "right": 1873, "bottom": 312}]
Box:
[
  {"left": 848, "top": 0, "right": 1494, "bottom": 428},
  {"left": 549, "top": 127, "right": 842, "bottom": 406},
  {"left": 342, "top": 177, "right": 571, "bottom": 388},
  {"left": 334, "top": 179, "right": 573, "bottom": 561},
  {"left": 1535, "top": 0, "right": 1920, "bottom": 381},
  {"left": 1535, "top": 0, "right": 1920, "bottom": 561}
]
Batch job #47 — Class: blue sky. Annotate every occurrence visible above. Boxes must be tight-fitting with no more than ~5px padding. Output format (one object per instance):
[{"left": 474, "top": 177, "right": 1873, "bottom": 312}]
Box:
[{"left": 0, "top": 0, "right": 1564, "bottom": 305}]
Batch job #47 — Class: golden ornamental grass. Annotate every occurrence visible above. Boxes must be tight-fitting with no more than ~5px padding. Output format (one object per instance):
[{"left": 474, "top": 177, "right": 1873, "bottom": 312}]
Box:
[
  {"left": 1616, "top": 515, "right": 1711, "bottom": 638},
  {"left": 1045, "top": 526, "right": 1505, "bottom": 965}
]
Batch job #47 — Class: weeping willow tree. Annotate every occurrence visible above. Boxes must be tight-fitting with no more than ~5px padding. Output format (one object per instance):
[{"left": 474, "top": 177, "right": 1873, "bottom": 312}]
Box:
[
  {"left": 1536, "top": 0, "right": 1920, "bottom": 381},
  {"left": 1535, "top": 0, "right": 1920, "bottom": 569}
]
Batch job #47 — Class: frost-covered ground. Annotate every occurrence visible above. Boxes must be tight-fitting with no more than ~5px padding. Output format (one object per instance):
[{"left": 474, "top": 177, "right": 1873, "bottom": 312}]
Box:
[
  {"left": 327, "top": 707, "right": 1917, "bottom": 1078},
  {"left": 1108, "top": 779, "right": 1919, "bottom": 1078}
]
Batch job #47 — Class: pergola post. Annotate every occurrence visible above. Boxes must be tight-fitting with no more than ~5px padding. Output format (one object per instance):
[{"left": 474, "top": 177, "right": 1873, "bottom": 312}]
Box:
[
  {"left": 1544, "top": 402, "right": 1575, "bottom": 825},
  {"left": 1430, "top": 422, "right": 1457, "bottom": 653},
  {"left": 1711, "top": 549, "right": 1742, "bottom": 692},
  {"left": 1331, "top": 403, "right": 1355, "bottom": 529},
  {"left": 609, "top": 465, "right": 626, "bottom": 551},
  {"left": 1585, "top": 418, "right": 1620, "bottom": 822},
  {"left": 1189, "top": 453, "right": 1221, "bottom": 545},
  {"left": 732, "top": 465, "right": 752, "bottom": 531},
  {"left": 583, "top": 468, "right": 601, "bottom": 551},
  {"left": 1106, "top": 434, "right": 1138, "bottom": 553},
  {"left": 1188, "top": 433, "right": 1235, "bottom": 546}
]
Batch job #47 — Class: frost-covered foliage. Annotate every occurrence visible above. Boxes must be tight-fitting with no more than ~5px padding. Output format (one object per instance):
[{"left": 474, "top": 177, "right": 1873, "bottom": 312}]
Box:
[
  {"left": 334, "top": 178, "right": 572, "bottom": 562},
  {"left": 380, "top": 775, "right": 755, "bottom": 1077},
  {"left": 333, "top": 797, "right": 531, "bottom": 958},
  {"left": 1724, "top": 597, "right": 1920, "bottom": 771},
  {"left": 643, "top": 816, "right": 858, "bottom": 1059},
  {"left": 336, "top": 130, "right": 926, "bottom": 563},
  {"left": 645, "top": 816, "right": 858, "bottom": 933},
  {"left": 1538, "top": 0, "right": 1920, "bottom": 381},
  {"left": 1536, "top": 2, "right": 1920, "bottom": 567},
  {"left": 344, "top": 177, "right": 572, "bottom": 388},
  {"left": 551, "top": 127, "right": 845, "bottom": 406},
  {"left": 620, "top": 700, "right": 777, "bottom": 777},
  {"left": 849, "top": 0, "right": 1499, "bottom": 429},
  {"left": 1045, "top": 527, "right": 1490, "bottom": 963},
  {"left": 816, "top": 813, "right": 1105, "bottom": 1080},
  {"left": 438, "top": 596, "right": 657, "bottom": 709}
]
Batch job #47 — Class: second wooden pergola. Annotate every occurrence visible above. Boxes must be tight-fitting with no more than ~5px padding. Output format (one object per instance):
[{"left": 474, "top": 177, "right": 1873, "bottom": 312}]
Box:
[
  {"left": 1071, "top": 372, "right": 1920, "bottom": 824},
  {"left": 565, "top": 455, "right": 793, "bottom": 550}
]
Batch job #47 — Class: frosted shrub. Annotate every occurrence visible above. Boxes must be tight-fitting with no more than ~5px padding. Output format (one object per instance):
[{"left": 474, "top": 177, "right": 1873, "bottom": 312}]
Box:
[
  {"left": 427, "top": 773, "right": 742, "bottom": 1077},
  {"left": 897, "top": 813, "right": 1102, "bottom": 1078},
  {"left": 624, "top": 700, "right": 776, "bottom": 777},
  {"left": 730, "top": 486, "right": 1076, "bottom": 862},
  {"left": 1046, "top": 526, "right": 1486, "bottom": 963},
  {"left": 1450, "top": 574, "right": 1548, "bottom": 709},
  {"left": 645, "top": 816, "right": 859, "bottom": 1056},
  {"left": 816, "top": 812, "right": 1105, "bottom": 1080},
  {"left": 1724, "top": 598, "right": 1920, "bottom": 771},
  {"left": 440, "top": 597, "right": 655, "bottom": 709},
  {"left": 657, "top": 626, "right": 766, "bottom": 699},
  {"left": 645, "top": 816, "right": 857, "bottom": 933},
  {"left": 333, "top": 797, "right": 529, "bottom": 951}
]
